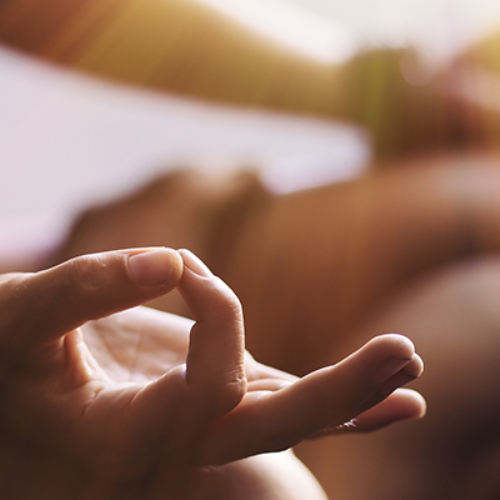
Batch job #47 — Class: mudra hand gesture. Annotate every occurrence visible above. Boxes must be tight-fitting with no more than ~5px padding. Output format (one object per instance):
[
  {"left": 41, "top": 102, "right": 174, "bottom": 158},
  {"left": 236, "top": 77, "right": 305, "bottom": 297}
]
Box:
[{"left": 0, "top": 248, "right": 425, "bottom": 498}]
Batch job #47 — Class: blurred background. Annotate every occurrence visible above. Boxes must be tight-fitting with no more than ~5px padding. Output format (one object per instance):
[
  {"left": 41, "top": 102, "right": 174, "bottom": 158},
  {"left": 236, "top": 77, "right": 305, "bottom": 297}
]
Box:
[{"left": 1, "top": 0, "right": 500, "bottom": 266}]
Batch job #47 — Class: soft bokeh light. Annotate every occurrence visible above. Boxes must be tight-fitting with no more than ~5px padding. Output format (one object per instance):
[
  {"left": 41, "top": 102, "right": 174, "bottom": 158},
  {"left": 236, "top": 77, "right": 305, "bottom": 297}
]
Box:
[
  {"left": 198, "top": 0, "right": 355, "bottom": 63},
  {"left": 201, "top": 0, "right": 500, "bottom": 64}
]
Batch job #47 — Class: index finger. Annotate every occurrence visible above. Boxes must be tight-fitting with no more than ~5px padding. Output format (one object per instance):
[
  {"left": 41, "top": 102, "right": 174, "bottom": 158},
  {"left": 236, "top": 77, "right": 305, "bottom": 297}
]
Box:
[{"left": 177, "top": 250, "right": 247, "bottom": 416}]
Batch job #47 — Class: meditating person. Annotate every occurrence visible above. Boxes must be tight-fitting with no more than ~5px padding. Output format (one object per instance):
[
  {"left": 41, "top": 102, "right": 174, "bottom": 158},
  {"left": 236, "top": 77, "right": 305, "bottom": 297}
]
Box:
[
  {"left": 47, "top": 154, "right": 500, "bottom": 499},
  {"left": 0, "top": 247, "right": 424, "bottom": 499},
  {"left": 2, "top": 1, "right": 500, "bottom": 498}
]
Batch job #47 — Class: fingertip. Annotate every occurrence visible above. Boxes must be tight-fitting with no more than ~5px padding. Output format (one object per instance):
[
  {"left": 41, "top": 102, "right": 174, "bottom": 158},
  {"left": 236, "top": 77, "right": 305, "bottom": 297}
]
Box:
[
  {"left": 178, "top": 249, "right": 213, "bottom": 278},
  {"left": 176, "top": 250, "right": 242, "bottom": 324},
  {"left": 368, "top": 334, "right": 418, "bottom": 384},
  {"left": 328, "top": 389, "right": 427, "bottom": 435},
  {"left": 373, "top": 333, "right": 416, "bottom": 359},
  {"left": 127, "top": 248, "right": 183, "bottom": 288},
  {"left": 405, "top": 389, "right": 427, "bottom": 419},
  {"left": 414, "top": 397, "right": 427, "bottom": 420},
  {"left": 403, "top": 353, "right": 424, "bottom": 380},
  {"left": 387, "top": 388, "right": 427, "bottom": 422}
]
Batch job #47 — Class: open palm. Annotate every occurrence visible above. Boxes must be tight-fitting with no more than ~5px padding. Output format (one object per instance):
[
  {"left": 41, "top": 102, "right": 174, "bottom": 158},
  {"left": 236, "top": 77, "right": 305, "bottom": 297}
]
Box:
[{"left": 0, "top": 248, "right": 424, "bottom": 499}]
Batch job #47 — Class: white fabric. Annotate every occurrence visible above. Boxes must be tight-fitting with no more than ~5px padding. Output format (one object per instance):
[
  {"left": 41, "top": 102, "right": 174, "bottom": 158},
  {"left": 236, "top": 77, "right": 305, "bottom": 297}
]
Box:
[{"left": 0, "top": 46, "right": 370, "bottom": 263}]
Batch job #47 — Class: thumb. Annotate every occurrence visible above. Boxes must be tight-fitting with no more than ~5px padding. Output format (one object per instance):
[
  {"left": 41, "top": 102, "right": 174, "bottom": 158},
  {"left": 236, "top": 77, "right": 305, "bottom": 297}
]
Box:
[{"left": 0, "top": 248, "right": 183, "bottom": 352}]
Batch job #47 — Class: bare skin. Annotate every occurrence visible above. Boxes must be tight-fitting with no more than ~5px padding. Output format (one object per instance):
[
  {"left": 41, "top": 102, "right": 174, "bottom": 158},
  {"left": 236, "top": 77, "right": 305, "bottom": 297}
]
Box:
[
  {"left": 296, "top": 257, "right": 500, "bottom": 500},
  {"left": 2, "top": 3, "right": 500, "bottom": 497},
  {"left": 52, "top": 153, "right": 500, "bottom": 374},
  {"left": 0, "top": 247, "right": 424, "bottom": 500},
  {"left": 46, "top": 151, "right": 500, "bottom": 499},
  {"left": 217, "top": 154, "right": 500, "bottom": 375}
]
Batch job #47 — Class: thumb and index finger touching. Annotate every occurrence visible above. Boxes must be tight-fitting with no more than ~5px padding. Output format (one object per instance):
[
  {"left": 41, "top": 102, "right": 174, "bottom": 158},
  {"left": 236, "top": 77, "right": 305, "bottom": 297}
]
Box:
[
  {"left": 0, "top": 246, "right": 248, "bottom": 447},
  {"left": 126, "top": 249, "right": 248, "bottom": 444},
  {"left": 0, "top": 245, "right": 247, "bottom": 414},
  {"left": 0, "top": 246, "right": 426, "bottom": 465}
]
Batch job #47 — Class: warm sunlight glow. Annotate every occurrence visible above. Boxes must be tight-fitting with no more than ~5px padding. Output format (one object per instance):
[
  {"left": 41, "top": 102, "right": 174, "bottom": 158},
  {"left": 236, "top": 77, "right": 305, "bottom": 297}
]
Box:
[{"left": 198, "top": 0, "right": 355, "bottom": 63}]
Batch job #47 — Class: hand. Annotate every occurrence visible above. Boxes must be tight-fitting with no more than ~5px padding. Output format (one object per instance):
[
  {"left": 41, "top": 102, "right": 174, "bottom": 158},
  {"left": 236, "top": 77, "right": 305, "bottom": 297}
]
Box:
[{"left": 0, "top": 248, "right": 425, "bottom": 497}]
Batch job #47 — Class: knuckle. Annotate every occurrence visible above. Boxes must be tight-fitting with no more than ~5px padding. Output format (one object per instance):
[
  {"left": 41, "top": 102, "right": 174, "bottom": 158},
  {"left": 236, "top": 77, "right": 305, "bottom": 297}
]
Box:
[
  {"left": 198, "top": 370, "right": 247, "bottom": 415},
  {"left": 60, "top": 254, "right": 111, "bottom": 305},
  {"left": 219, "top": 374, "right": 247, "bottom": 410},
  {"left": 210, "top": 277, "right": 243, "bottom": 321},
  {"left": 370, "top": 334, "right": 414, "bottom": 359},
  {"left": 65, "top": 254, "right": 108, "bottom": 288}
]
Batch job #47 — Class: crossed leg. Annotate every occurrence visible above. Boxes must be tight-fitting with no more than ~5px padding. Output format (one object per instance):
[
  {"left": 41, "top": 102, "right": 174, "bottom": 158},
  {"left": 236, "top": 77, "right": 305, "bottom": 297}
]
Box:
[
  {"left": 214, "top": 153, "right": 500, "bottom": 375},
  {"left": 295, "top": 257, "right": 500, "bottom": 500}
]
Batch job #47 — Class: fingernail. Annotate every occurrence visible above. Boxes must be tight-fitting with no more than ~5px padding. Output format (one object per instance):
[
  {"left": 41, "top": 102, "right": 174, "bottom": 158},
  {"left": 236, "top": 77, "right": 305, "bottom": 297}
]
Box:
[
  {"left": 128, "top": 248, "right": 176, "bottom": 286},
  {"left": 179, "top": 249, "right": 213, "bottom": 277},
  {"left": 403, "top": 353, "right": 424, "bottom": 379},
  {"left": 402, "top": 370, "right": 420, "bottom": 380},
  {"left": 375, "top": 356, "right": 413, "bottom": 384}
]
